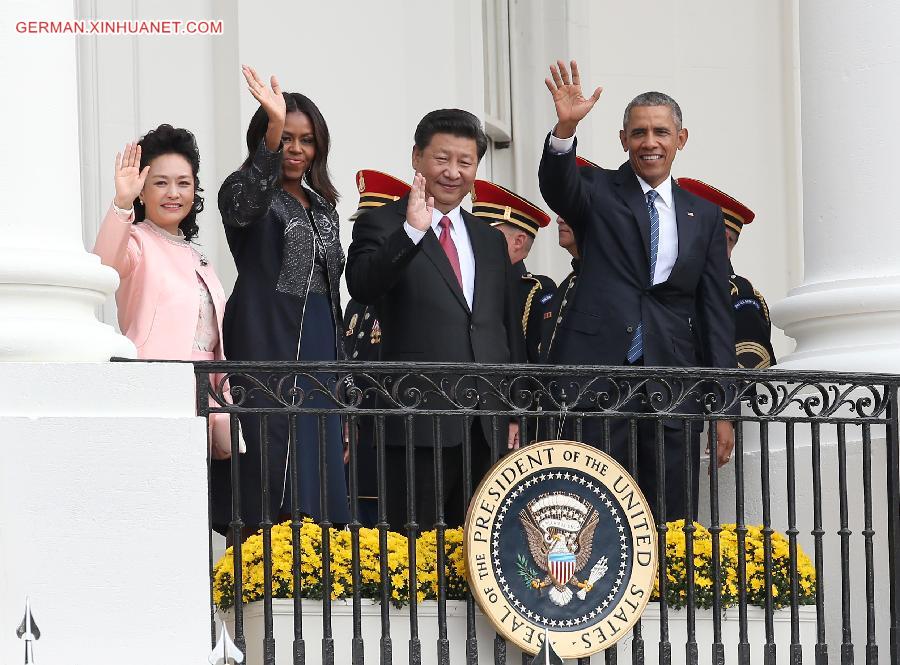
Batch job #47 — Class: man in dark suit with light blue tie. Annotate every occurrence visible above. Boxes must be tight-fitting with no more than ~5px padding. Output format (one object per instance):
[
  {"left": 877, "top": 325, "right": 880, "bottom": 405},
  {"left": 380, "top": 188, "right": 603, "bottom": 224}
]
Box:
[{"left": 537, "top": 60, "right": 737, "bottom": 521}]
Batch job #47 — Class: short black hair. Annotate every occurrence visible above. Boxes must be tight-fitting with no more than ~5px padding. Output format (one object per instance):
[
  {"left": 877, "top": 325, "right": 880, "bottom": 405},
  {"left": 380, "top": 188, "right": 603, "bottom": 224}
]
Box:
[
  {"left": 242, "top": 92, "right": 340, "bottom": 207},
  {"left": 134, "top": 124, "right": 205, "bottom": 241},
  {"left": 623, "top": 91, "right": 683, "bottom": 130},
  {"left": 414, "top": 109, "right": 488, "bottom": 160}
]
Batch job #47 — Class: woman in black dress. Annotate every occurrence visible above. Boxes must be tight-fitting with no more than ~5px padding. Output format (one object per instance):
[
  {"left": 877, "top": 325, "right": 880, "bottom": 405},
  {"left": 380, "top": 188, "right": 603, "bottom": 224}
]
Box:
[{"left": 211, "top": 66, "right": 349, "bottom": 535}]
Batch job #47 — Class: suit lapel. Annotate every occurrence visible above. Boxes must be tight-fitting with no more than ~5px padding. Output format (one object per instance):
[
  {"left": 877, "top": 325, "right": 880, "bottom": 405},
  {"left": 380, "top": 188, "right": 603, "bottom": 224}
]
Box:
[
  {"left": 667, "top": 181, "right": 699, "bottom": 284},
  {"left": 613, "top": 163, "right": 651, "bottom": 259},
  {"left": 417, "top": 213, "right": 471, "bottom": 314}
]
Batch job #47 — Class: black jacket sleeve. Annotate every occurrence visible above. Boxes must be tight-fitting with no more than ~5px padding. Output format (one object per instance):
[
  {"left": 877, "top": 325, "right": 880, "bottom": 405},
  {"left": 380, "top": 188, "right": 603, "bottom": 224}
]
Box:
[
  {"left": 346, "top": 203, "right": 422, "bottom": 306},
  {"left": 537, "top": 133, "right": 594, "bottom": 234},
  {"left": 695, "top": 208, "right": 739, "bottom": 416},
  {"left": 697, "top": 208, "right": 737, "bottom": 371},
  {"left": 218, "top": 141, "right": 283, "bottom": 230}
]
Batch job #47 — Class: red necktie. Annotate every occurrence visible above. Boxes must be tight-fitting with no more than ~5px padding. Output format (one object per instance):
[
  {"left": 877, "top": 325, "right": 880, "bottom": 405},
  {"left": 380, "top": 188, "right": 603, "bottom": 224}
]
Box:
[{"left": 438, "top": 216, "right": 463, "bottom": 288}]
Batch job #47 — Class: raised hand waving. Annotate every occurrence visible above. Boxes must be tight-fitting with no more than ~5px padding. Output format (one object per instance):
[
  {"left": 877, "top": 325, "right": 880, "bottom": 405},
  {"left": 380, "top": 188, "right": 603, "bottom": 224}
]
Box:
[
  {"left": 545, "top": 60, "right": 603, "bottom": 138},
  {"left": 406, "top": 173, "right": 434, "bottom": 232},
  {"left": 242, "top": 64, "right": 286, "bottom": 151},
  {"left": 114, "top": 142, "right": 150, "bottom": 211}
]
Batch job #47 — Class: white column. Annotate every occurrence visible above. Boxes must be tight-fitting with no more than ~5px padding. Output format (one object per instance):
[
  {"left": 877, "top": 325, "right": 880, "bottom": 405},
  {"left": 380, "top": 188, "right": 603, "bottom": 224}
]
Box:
[
  {"left": 0, "top": 4, "right": 208, "bottom": 656},
  {"left": 0, "top": 0, "right": 134, "bottom": 360},
  {"left": 772, "top": 0, "right": 900, "bottom": 371},
  {"left": 769, "top": 2, "right": 899, "bottom": 655}
]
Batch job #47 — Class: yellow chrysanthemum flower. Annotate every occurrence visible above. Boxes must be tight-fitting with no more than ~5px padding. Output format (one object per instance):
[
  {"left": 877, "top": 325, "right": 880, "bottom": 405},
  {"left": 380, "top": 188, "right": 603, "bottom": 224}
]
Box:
[{"left": 212, "top": 518, "right": 815, "bottom": 613}]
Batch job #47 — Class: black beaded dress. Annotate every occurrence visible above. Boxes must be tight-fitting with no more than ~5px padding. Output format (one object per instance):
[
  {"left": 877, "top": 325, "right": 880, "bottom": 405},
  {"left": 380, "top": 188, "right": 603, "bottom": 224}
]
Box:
[{"left": 210, "top": 140, "right": 350, "bottom": 533}]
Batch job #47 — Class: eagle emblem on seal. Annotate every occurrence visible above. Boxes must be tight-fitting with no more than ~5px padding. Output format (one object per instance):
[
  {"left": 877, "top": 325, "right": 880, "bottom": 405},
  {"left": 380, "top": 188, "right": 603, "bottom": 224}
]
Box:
[{"left": 518, "top": 492, "right": 608, "bottom": 607}]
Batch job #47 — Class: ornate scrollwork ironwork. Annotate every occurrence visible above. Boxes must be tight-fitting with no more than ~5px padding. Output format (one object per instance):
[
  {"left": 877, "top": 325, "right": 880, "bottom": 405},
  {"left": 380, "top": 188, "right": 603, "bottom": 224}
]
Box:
[{"left": 196, "top": 362, "right": 893, "bottom": 423}]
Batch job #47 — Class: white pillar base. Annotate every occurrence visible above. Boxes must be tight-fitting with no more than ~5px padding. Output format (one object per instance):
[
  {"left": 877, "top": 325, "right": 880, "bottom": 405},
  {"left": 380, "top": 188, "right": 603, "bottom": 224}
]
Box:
[
  {"left": 0, "top": 362, "right": 210, "bottom": 663},
  {"left": 0, "top": 248, "right": 135, "bottom": 361},
  {"left": 771, "top": 276, "right": 900, "bottom": 372}
]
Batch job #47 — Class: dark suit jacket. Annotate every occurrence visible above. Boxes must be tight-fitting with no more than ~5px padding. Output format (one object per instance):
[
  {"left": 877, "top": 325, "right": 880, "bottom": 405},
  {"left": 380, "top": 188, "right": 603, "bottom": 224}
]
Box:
[
  {"left": 538, "top": 136, "right": 736, "bottom": 380},
  {"left": 346, "top": 195, "right": 523, "bottom": 447}
]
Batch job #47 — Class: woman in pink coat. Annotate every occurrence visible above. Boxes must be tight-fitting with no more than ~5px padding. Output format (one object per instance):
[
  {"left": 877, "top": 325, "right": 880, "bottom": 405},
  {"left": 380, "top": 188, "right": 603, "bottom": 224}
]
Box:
[{"left": 93, "top": 124, "right": 238, "bottom": 459}]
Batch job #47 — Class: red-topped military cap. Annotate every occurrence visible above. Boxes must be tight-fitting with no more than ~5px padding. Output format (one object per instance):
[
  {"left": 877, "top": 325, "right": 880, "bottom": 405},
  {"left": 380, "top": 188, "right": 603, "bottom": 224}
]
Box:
[
  {"left": 349, "top": 170, "right": 411, "bottom": 221},
  {"left": 576, "top": 155, "right": 600, "bottom": 169},
  {"left": 677, "top": 177, "right": 755, "bottom": 235},
  {"left": 470, "top": 179, "right": 550, "bottom": 238}
]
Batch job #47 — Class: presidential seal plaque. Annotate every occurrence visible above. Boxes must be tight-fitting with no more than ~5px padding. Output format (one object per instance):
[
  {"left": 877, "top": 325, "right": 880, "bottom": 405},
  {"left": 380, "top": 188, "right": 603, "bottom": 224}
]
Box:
[{"left": 464, "top": 440, "right": 657, "bottom": 659}]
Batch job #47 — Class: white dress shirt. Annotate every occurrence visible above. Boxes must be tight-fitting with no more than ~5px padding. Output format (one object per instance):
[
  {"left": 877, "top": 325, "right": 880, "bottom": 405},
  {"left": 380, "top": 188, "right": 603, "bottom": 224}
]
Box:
[
  {"left": 404, "top": 205, "right": 476, "bottom": 308},
  {"left": 547, "top": 133, "right": 679, "bottom": 284}
]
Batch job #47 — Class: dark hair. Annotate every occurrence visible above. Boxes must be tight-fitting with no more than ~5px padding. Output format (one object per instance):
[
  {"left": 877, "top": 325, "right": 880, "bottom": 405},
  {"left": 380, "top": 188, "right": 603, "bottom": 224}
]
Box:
[
  {"left": 623, "top": 91, "right": 683, "bottom": 130},
  {"left": 133, "top": 124, "right": 205, "bottom": 241},
  {"left": 241, "top": 92, "right": 339, "bottom": 207},
  {"left": 414, "top": 109, "right": 488, "bottom": 160}
]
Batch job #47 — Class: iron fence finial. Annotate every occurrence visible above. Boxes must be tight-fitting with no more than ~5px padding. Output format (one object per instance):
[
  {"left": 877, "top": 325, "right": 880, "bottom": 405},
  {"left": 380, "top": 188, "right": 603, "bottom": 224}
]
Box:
[
  {"left": 208, "top": 619, "right": 243, "bottom": 665},
  {"left": 16, "top": 597, "right": 39, "bottom": 664}
]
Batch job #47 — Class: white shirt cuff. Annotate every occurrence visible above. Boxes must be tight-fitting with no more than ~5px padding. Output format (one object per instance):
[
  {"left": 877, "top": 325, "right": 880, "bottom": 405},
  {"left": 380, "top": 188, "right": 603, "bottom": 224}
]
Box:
[
  {"left": 112, "top": 200, "right": 135, "bottom": 220},
  {"left": 404, "top": 221, "right": 426, "bottom": 244},
  {"left": 548, "top": 133, "right": 576, "bottom": 154}
]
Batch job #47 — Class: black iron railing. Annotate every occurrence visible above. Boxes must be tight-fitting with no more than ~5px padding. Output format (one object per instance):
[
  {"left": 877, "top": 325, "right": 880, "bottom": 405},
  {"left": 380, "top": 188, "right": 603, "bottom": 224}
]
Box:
[{"left": 195, "top": 361, "right": 900, "bottom": 665}]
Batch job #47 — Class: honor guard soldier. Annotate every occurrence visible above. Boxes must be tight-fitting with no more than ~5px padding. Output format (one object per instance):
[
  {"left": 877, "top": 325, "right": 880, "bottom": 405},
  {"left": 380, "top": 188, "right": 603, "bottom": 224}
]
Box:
[
  {"left": 540, "top": 155, "right": 597, "bottom": 362},
  {"left": 343, "top": 169, "right": 410, "bottom": 527},
  {"left": 540, "top": 216, "right": 579, "bottom": 362},
  {"left": 344, "top": 169, "right": 411, "bottom": 361},
  {"left": 471, "top": 179, "right": 555, "bottom": 363},
  {"left": 677, "top": 178, "right": 777, "bottom": 368}
]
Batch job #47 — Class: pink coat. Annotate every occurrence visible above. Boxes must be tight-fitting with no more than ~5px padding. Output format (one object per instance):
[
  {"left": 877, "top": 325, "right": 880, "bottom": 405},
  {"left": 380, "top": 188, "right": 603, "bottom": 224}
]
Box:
[
  {"left": 93, "top": 204, "right": 227, "bottom": 360},
  {"left": 93, "top": 204, "right": 241, "bottom": 456}
]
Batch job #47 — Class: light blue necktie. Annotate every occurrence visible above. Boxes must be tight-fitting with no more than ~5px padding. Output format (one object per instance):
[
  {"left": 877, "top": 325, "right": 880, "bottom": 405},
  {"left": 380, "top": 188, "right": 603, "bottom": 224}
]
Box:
[{"left": 626, "top": 190, "right": 659, "bottom": 363}]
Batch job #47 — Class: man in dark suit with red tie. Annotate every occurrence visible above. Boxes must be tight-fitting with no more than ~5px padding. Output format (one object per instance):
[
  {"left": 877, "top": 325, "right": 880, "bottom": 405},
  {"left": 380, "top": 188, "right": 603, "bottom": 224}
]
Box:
[
  {"left": 538, "top": 61, "right": 737, "bottom": 522},
  {"left": 346, "top": 109, "right": 523, "bottom": 531}
]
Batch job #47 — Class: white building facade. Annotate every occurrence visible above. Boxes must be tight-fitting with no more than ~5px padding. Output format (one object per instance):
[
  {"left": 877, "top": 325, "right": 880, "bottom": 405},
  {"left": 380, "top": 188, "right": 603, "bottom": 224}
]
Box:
[{"left": 1, "top": 0, "right": 897, "bottom": 662}]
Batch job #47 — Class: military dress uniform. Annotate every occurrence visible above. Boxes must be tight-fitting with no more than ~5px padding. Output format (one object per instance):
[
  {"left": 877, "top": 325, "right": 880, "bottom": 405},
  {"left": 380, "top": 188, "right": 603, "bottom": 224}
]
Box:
[
  {"left": 344, "top": 169, "right": 410, "bottom": 526},
  {"left": 471, "top": 179, "right": 555, "bottom": 363},
  {"left": 729, "top": 271, "right": 776, "bottom": 368},
  {"left": 531, "top": 259, "right": 582, "bottom": 441},
  {"left": 344, "top": 299, "right": 381, "bottom": 361},
  {"left": 514, "top": 263, "right": 556, "bottom": 363},
  {"left": 540, "top": 258, "right": 580, "bottom": 362},
  {"left": 677, "top": 178, "right": 776, "bottom": 369}
]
